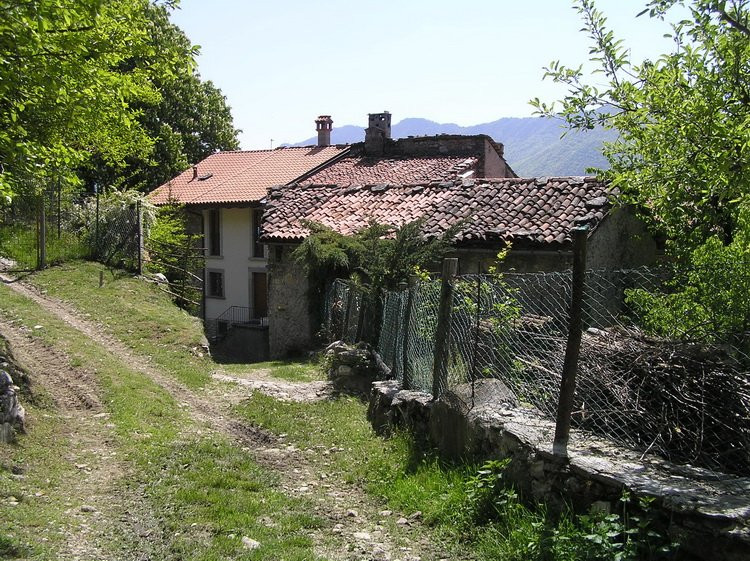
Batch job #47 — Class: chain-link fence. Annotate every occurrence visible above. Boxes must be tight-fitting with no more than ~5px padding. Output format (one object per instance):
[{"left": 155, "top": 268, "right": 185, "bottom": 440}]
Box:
[
  {"left": 0, "top": 186, "right": 144, "bottom": 272},
  {"left": 0, "top": 185, "right": 93, "bottom": 270},
  {"left": 326, "top": 264, "right": 750, "bottom": 478}
]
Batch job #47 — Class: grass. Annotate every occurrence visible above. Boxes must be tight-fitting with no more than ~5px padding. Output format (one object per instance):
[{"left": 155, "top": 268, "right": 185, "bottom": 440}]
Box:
[
  {"left": 0, "top": 280, "right": 328, "bottom": 560},
  {"left": 26, "top": 260, "right": 212, "bottom": 388},
  {"left": 0, "top": 225, "right": 88, "bottom": 270},
  {"left": 221, "top": 359, "right": 327, "bottom": 382},
  {"left": 234, "top": 395, "right": 675, "bottom": 561}
]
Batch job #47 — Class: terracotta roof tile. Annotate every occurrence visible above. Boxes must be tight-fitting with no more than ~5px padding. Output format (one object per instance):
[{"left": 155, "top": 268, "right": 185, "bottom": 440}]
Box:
[
  {"left": 262, "top": 177, "right": 614, "bottom": 248},
  {"left": 299, "top": 155, "right": 479, "bottom": 186},
  {"left": 148, "top": 145, "right": 349, "bottom": 206}
]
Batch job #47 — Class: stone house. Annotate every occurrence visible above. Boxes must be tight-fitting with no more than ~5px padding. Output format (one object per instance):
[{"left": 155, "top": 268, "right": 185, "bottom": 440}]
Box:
[
  {"left": 148, "top": 111, "right": 517, "bottom": 360},
  {"left": 261, "top": 177, "right": 657, "bottom": 357}
]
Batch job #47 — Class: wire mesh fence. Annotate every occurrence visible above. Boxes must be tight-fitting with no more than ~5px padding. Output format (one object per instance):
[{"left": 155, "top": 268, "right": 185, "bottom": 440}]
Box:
[
  {"left": 325, "top": 265, "right": 750, "bottom": 478},
  {"left": 0, "top": 186, "right": 144, "bottom": 272},
  {"left": 0, "top": 185, "right": 93, "bottom": 270}
]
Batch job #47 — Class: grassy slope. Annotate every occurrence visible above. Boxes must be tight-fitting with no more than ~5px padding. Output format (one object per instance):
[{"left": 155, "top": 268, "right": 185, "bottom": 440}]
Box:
[{"left": 0, "top": 276, "right": 324, "bottom": 560}]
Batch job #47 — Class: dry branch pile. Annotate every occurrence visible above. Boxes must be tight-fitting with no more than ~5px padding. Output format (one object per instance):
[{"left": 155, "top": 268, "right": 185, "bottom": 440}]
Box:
[{"left": 575, "top": 328, "right": 750, "bottom": 476}]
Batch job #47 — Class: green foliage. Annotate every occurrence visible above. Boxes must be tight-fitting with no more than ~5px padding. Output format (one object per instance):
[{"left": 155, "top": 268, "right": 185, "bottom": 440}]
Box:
[
  {"left": 79, "top": 5, "right": 241, "bottom": 193},
  {"left": 294, "top": 218, "right": 461, "bottom": 340},
  {"left": 626, "top": 229, "right": 750, "bottom": 342},
  {"left": 532, "top": 0, "right": 750, "bottom": 252},
  {"left": 0, "top": 0, "right": 239, "bottom": 202},
  {"left": 532, "top": 0, "right": 750, "bottom": 338}
]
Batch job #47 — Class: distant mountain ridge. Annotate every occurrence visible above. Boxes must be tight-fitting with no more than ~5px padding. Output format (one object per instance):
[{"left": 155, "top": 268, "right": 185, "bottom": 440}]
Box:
[{"left": 292, "top": 116, "right": 615, "bottom": 177}]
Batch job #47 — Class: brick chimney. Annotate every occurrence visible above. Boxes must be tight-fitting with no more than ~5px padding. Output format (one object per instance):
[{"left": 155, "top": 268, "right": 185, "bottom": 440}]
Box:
[
  {"left": 315, "top": 115, "right": 333, "bottom": 147},
  {"left": 365, "top": 111, "right": 391, "bottom": 154}
]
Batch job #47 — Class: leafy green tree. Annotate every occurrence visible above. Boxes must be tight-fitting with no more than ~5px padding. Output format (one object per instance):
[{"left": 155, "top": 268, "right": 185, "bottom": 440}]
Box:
[
  {"left": 80, "top": 4, "right": 240, "bottom": 193},
  {"left": 0, "top": 0, "right": 182, "bottom": 201},
  {"left": 532, "top": 0, "right": 750, "bottom": 340}
]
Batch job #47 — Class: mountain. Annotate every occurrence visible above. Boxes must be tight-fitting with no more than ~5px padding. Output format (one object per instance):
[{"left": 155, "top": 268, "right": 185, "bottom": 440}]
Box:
[{"left": 292, "top": 116, "right": 616, "bottom": 177}]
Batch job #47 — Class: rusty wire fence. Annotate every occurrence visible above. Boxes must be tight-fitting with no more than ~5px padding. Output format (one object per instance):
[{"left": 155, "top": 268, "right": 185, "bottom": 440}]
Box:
[{"left": 324, "top": 266, "right": 750, "bottom": 479}]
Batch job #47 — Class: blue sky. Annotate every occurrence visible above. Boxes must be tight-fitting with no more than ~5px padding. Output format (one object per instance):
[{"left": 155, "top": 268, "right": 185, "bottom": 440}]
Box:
[{"left": 170, "top": 0, "right": 684, "bottom": 150}]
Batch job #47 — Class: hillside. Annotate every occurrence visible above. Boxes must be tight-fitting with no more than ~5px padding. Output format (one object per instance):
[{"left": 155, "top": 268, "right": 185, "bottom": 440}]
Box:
[{"left": 292, "top": 116, "right": 616, "bottom": 177}]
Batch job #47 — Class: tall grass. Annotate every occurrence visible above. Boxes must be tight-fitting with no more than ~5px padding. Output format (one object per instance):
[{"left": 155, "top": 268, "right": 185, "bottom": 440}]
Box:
[{"left": 0, "top": 224, "right": 89, "bottom": 269}]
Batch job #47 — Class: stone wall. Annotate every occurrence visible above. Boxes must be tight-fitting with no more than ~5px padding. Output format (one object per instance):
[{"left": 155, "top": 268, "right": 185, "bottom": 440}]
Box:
[
  {"left": 368, "top": 380, "right": 750, "bottom": 561},
  {"left": 267, "top": 244, "right": 314, "bottom": 358}
]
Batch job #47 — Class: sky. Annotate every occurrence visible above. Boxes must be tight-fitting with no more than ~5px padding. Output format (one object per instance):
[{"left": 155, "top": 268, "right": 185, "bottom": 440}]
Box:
[{"left": 169, "top": 0, "right": 683, "bottom": 150}]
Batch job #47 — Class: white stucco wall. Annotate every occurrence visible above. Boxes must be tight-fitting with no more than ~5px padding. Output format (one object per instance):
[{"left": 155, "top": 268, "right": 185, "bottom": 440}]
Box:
[{"left": 204, "top": 207, "right": 267, "bottom": 321}]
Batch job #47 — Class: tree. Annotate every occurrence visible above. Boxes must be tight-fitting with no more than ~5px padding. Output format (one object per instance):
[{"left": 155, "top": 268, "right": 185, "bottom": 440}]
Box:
[
  {"left": 532, "top": 0, "right": 750, "bottom": 255},
  {"left": 79, "top": 4, "right": 240, "bottom": 193},
  {"left": 0, "top": 0, "right": 184, "bottom": 201},
  {"left": 532, "top": 0, "right": 750, "bottom": 341}
]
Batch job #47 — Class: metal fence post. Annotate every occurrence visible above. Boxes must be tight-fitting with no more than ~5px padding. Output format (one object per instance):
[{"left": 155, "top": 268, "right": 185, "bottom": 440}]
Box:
[
  {"left": 432, "top": 258, "right": 459, "bottom": 398},
  {"left": 38, "top": 194, "right": 46, "bottom": 270},
  {"left": 136, "top": 200, "right": 143, "bottom": 276},
  {"left": 553, "top": 226, "right": 589, "bottom": 457},
  {"left": 402, "top": 277, "right": 416, "bottom": 390},
  {"left": 94, "top": 185, "right": 100, "bottom": 260}
]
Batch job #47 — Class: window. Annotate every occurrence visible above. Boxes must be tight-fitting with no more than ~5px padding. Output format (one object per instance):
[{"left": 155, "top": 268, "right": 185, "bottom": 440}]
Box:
[
  {"left": 251, "top": 208, "right": 264, "bottom": 258},
  {"left": 207, "top": 269, "right": 224, "bottom": 298},
  {"left": 208, "top": 209, "right": 221, "bottom": 256}
]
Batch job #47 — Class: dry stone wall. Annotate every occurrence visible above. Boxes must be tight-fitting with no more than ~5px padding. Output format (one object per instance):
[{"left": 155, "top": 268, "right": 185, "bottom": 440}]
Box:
[{"left": 368, "top": 378, "right": 750, "bottom": 561}]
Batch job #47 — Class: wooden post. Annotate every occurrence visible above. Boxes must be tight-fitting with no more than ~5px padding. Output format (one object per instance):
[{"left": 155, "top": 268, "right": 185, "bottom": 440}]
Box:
[
  {"left": 388, "top": 282, "right": 408, "bottom": 380},
  {"left": 432, "top": 258, "right": 459, "bottom": 398},
  {"left": 402, "top": 277, "right": 416, "bottom": 390},
  {"left": 38, "top": 195, "right": 46, "bottom": 270},
  {"left": 553, "top": 226, "right": 589, "bottom": 457}
]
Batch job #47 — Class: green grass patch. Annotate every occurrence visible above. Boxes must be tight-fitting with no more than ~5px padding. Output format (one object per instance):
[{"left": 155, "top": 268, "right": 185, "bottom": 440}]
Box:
[
  {"left": 0, "top": 281, "right": 327, "bottom": 560},
  {"left": 234, "top": 395, "right": 676, "bottom": 561},
  {"left": 24, "top": 261, "right": 212, "bottom": 388},
  {"left": 221, "top": 359, "right": 327, "bottom": 382},
  {"left": 0, "top": 225, "right": 88, "bottom": 270}
]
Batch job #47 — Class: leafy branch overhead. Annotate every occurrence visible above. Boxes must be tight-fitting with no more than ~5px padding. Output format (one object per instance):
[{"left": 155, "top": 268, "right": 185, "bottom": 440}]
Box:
[
  {"left": 0, "top": 0, "right": 239, "bottom": 201},
  {"left": 531, "top": 0, "right": 750, "bottom": 254},
  {"left": 293, "top": 217, "right": 463, "bottom": 293},
  {"left": 532, "top": 0, "right": 750, "bottom": 342}
]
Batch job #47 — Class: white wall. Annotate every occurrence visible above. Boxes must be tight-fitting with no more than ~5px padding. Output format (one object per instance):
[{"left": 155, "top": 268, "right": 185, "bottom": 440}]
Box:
[{"left": 204, "top": 207, "right": 267, "bottom": 321}]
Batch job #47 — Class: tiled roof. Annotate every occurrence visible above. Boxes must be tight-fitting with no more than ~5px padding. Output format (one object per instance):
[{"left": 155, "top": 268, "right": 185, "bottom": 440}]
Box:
[
  {"left": 148, "top": 145, "right": 349, "bottom": 205},
  {"left": 261, "top": 177, "right": 613, "bottom": 248},
  {"left": 299, "top": 155, "right": 479, "bottom": 185}
]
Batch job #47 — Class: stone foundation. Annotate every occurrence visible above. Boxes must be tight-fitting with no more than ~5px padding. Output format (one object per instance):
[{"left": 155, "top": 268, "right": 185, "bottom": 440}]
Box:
[{"left": 369, "top": 379, "right": 750, "bottom": 561}]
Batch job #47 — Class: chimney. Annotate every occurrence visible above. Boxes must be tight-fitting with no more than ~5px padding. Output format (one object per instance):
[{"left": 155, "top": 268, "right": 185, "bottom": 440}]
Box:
[
  {"left": 315, "top": 115, "right": 333, "bottom": 147},
  {"left": 365, "top": 111, "right": 391, "bottom": 155}
]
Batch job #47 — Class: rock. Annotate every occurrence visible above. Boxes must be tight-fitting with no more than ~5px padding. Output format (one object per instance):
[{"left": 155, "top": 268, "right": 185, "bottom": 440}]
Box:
[
  {"left": 80, "top": 505, "right": 96, "bottom": 513},
  {"left": 0, "top": 369, "right": 25, "bottom": 443},
  {"left": 241, "top": 536, "right": 260, "bottom": 550},
  {"left": 152, "top": 273, "right": 169, "bottom": 284},
  {"left": 379, "top": 509, "right": 392, "bottom": 517},
  {"left": 353, "top": 531, "right": 371, "bottom": 541},
  {"left": 346, "top": 509, "right": 358, "bottom": 518},
  {"left": 396, "top": 517, "right": 409, "bottom": 526},
  {"left": 408, "top": 511, "right": 422, "bottom": 520}
]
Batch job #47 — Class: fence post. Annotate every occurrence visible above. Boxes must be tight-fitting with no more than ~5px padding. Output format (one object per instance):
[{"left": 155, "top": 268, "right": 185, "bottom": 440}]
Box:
[
  {"left": 94, "top": 185, "right": 100, "bottom": 260},
  {"left": 343, "top": 283, "right": 355, "bottom": 342},
  {"left": 37, "top": 194, "right": 46, "bottom": 270},
  {"left": 56, "top": 177, "right": 61, "bottom": 240},
  {"left": 432, "top": 258, "right": 459, "bottom": 398},
  {"left": 402, "top": 277, "right": 416, "bottom": 390},
  {"left": 136, "top": 200, "right": 143, "bottom": 276},
  {"left": 552, "top": 226, "right": 589, "bottom": 457}
]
